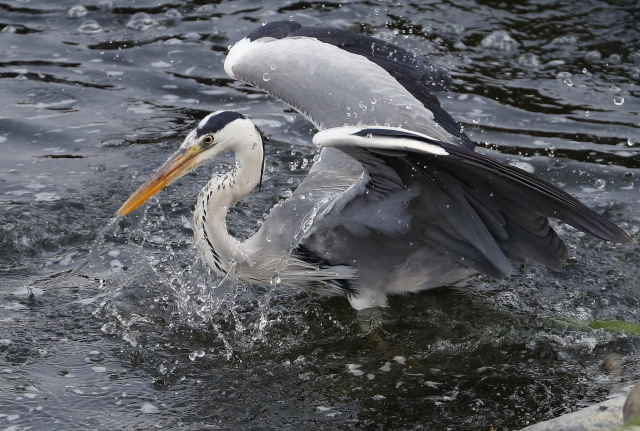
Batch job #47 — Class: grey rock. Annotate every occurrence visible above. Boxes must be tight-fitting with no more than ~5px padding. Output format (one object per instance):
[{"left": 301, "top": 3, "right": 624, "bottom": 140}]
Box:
[
  {"left": 519, "top": 384, "right": 638, "bottom": 431},
  {"left": 624, "top": 382, "right": 640, "bottom": 424}
]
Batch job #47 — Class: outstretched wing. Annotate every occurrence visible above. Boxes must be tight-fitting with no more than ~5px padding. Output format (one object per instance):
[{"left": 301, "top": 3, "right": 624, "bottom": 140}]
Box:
[
  {"left": 311, "top": 127, "right": 631, "bottom": 279},
  {"left": 225, "top": 21, "right": 473, "bottom": 150}
]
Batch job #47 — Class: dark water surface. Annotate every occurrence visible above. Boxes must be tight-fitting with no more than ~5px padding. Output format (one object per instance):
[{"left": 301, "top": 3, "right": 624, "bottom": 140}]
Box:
[{"left": 1, "top": 0, "right": 640, "bottom": 429}]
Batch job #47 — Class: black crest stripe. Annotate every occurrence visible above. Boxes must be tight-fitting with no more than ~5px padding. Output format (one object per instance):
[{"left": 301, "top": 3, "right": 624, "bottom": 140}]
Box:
[{"left": 196, "top": 111, "right": 246, "bottom": 138}]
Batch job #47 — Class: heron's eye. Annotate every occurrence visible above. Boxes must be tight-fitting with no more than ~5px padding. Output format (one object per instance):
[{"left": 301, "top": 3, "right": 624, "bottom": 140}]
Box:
[{"left": 203, "top": 135, "right": 214, "bottom": 145}]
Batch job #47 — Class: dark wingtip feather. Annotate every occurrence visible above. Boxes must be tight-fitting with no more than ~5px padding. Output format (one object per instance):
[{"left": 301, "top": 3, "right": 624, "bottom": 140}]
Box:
[
  {"left": 436, "top": 144, "right": 633, "bottom": 245},
  {"left": 612, "top": 227, "right": 633, "bottom": 244},
  {"left": 350, "top": 127, "right": 633, "bottom": 245},
  {"left": 585, "top": 214, "right": 631, "bottom": 243}
]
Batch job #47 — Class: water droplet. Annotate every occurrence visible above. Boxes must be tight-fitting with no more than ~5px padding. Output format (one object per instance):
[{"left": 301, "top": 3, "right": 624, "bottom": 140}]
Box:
[
  {"left": 270, "top": 63, "right": 276, "bottom": 70},
  {"left": 189, "top": 352, "right": 196, "bottom": 361},
  {"left": 594, "top": 179, "right": 605, "bottom": 189},
  {"left": 289, "top": 115, "right": 296, "bottom": 121},
  {"left": 78, "top": 20, "right": 102, "bottom": 35},
  {"left": 564, "top": 77, "right": 573, "bottom": 86},
  {"left": 481, "top": 30, "right": 519, "bottom": 51},
  {"left": 585, "top": 111, "right": 590, "bottom": 117},
  {"left": 371, "top": 98, "right": 377, "bottom": 105},
  {"left": 96, "top": 1, "right": 114, "bottom": 11},
  {"left": 262, "top": 72, "right": 270, "bottom": 81},
  {"left": 440, "top": 22, "right": 465, "bottom": 37},
  {"left": 195, "top": 4, "right": 214, "bottom": 15},
  {"left": 608, "top": 53, "right": 622, "bottom": 63},
  {"left": 585, "top": 50, "right": 601, "bottom": 62},
  {"left": 183, "top": 32, "right": 201, "bottom": 40},
  {"left": 472, "top": 118, "right": 479, "bottom": 124},
  {"left": 614, "top": 96, "right": 624, "bottom": 105},
  {"left": 582, "top": 68, "right": 587, "bottom": 73},
  {"left": 628, "top": 138, "right": 636, "bottom": 147},
  {"left": 262, "top": 20, "right": 268, "bottom": 26},
  {"left": 366, "top": 133, "right": 373, "bottom": 139},
  {"left": 406, "top": 104, "right": 412, "bottom": 110},
  {"left": 67, "top": 5, "right": 87, "bottom": 19},
  {"left": 517, "top": 53, "right": 539, "bottom": 67},
  {"left": 126, "top": 12, "right": 156, "bottom": 31},
  {"left": 164, "top": 8, "right": 182, "bottom": 20},
  {"left": 359, "top": 101, "right": 367, "bottom": 111},
  {"left": 151, "top": 61, "right": 171, "bottom": 68}
]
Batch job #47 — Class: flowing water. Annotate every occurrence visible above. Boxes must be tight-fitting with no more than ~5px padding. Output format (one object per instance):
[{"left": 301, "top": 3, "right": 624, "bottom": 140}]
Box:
[{"left": 1, "top": 0, "right": 639, "bottom": 429}]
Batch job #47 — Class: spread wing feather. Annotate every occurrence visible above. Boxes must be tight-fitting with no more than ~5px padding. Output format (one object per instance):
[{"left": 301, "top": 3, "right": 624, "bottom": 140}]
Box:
[
  {"left": 232, "top": 21, "right": 473, "bottom": 149},
  {"left": 312, "top": 127, "right": 630, "bottom": 279}
]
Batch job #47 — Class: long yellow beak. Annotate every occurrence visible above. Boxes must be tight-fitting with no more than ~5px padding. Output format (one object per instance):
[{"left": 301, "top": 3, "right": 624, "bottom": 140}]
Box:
[{"left": 117, "top": 146, "right": 198, "bottom": 216}]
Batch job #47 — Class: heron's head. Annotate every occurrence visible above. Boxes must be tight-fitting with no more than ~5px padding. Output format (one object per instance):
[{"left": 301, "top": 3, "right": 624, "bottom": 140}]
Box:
[{"left": 117, "top": 110, "right": 262, "bottom": 216}]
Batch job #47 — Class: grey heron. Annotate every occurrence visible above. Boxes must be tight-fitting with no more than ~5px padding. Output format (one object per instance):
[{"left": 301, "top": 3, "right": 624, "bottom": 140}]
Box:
[{"left": 117, "top": 22, "right": 631, "bottom": 310}]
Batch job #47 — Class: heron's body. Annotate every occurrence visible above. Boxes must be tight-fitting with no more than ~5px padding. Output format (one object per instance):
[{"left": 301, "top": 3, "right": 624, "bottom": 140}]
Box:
[
  {"left": 192, "top": 140, "right": 473, "bottom": 309},
  {"left": 118, "top": 22, "right": 631, "bottom": 310}
]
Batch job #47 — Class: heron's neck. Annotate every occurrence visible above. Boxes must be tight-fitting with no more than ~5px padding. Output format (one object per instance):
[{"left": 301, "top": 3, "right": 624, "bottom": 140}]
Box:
[{"left": 194, "top": 144, "right": 263, "bottom": 274}]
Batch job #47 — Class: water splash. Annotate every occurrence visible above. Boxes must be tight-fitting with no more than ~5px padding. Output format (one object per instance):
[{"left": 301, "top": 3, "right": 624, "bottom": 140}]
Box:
[{"left": 253, "top": 194, "right": 336, "bottom": 341}]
